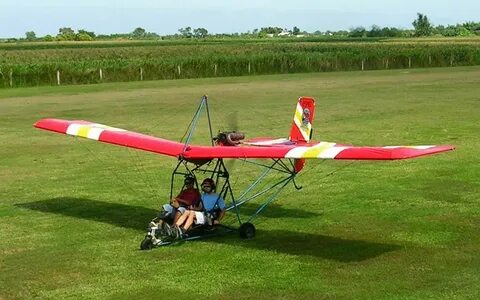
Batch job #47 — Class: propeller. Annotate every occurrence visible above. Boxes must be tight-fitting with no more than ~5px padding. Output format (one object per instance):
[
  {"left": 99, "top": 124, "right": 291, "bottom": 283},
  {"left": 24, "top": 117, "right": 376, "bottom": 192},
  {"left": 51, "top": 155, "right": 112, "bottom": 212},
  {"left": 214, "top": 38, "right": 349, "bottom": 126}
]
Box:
[
  {"left": 227, "top": 110, "right": 238, "bottom": 132},
  {"left": 224, "top": 111, "right": 239, "bottom": 172}
]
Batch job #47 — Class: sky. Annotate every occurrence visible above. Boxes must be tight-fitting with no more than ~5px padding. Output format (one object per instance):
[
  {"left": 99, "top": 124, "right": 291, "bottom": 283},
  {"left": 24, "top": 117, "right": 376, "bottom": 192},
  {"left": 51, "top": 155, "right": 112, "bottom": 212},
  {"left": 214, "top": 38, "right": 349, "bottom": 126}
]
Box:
[{"left": 1, "top": 0, "right": 479, "bottom": 38}]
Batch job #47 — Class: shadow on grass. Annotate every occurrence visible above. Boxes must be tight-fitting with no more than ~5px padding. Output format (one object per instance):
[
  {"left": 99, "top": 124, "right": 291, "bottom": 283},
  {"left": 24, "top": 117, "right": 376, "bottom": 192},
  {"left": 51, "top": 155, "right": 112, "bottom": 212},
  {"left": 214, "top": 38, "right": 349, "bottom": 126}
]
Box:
[
  {"left": 231, "top": 202, "right": 321, "bottom": 219},
  {"left": 15, "top": 197, "right": 320, "bottom": 231},
  {"left": 16, "top": 197, "right": 400, "bottom": 261},
  {"left": 15, "top": 197, "right": 157, "bottom": 231},
  {"left": 214, "top": 230, "right": 402, "bottom": 262}
]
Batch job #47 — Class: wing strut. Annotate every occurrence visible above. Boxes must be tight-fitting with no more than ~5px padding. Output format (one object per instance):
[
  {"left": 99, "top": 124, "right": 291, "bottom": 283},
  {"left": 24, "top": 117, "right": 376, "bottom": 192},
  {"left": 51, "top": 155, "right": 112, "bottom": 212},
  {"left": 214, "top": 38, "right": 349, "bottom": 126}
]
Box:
[{"left": 180, "top": 95, "right": 215, "bottom": 154}]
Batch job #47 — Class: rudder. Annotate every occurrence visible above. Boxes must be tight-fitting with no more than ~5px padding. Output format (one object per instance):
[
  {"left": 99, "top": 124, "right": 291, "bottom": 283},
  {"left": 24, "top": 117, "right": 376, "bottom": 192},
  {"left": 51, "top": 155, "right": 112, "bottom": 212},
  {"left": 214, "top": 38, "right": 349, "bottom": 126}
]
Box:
[{"left": 289, "top": 97, "right": 315, "bottom": 143}]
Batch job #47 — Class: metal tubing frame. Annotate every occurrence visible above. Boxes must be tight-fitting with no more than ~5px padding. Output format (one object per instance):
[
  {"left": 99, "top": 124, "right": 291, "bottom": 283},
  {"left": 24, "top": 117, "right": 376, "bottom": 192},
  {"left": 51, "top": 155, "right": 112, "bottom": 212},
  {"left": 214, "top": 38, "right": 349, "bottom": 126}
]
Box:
[
  {"left": 182, "top": 95, "right": 214, "bottom": 153},
  {"left": 170, "top": 159, "right": 199, "bottom": 200},
  {"left": 162, "top": 96, "right": 302, "bottom": 245},
  {"left": 247, "top": 175, "right": 295, "bottom": 223}
]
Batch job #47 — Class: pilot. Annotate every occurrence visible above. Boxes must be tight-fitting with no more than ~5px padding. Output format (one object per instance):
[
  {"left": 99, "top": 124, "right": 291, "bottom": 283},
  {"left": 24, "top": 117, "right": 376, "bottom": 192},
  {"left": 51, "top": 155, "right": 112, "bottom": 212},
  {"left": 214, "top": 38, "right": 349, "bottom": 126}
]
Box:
[
  {"left": 173, "top": 178, "right": 226, "bottom": 238},
  {"left": 151, "top": 175, "right": 201, "bottom": 227}
]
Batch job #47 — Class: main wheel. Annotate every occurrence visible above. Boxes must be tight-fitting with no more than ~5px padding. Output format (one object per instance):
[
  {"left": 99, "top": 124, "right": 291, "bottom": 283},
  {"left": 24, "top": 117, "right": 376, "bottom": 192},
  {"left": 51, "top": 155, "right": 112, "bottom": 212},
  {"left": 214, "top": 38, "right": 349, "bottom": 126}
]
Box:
[
  {"left": 140, "top": 235, "right": 153, "bottom": 250},
  {"left": 239, "top": 222, "right": 256, "bottom": 239}
]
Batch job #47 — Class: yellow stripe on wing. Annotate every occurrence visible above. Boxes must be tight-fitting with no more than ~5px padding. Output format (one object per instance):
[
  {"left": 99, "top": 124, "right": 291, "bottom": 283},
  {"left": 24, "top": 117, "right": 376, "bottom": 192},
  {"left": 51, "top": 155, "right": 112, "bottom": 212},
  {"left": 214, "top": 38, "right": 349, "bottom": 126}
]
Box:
[
  {"left": 285, "top": 142, "right": 337, "bottom": 159},
  {"left": 301, "top": 142, "right": 335, "bottom": 158},
  {"left": 66, "top": 123, "right": 126, "bottom": 141},
  {"left": 77, "top": 125, "right": 91, "bottom": 138}
]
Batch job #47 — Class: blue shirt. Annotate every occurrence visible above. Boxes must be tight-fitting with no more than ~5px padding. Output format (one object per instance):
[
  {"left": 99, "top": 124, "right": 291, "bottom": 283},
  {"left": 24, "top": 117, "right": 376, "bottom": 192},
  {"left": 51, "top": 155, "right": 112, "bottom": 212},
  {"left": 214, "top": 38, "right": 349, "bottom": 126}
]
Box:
[{"left": 201, "top": 193, "right": 225, "bottom": 211}]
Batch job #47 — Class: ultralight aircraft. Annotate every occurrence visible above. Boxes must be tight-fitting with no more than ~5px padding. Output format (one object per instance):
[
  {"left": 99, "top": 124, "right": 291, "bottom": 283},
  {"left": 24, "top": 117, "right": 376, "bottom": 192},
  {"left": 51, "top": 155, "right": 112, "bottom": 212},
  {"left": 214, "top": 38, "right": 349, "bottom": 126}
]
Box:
[{"left": 35, "top": 96, "right": 454, "bottom": 248}]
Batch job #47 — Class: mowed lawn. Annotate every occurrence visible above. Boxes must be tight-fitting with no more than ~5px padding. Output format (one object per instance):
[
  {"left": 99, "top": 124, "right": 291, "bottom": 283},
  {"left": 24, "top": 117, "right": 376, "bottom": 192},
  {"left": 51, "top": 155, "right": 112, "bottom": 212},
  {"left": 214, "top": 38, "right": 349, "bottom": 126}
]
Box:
[{"left": 1, "top": 67, "right": 479, "bottom": 299}]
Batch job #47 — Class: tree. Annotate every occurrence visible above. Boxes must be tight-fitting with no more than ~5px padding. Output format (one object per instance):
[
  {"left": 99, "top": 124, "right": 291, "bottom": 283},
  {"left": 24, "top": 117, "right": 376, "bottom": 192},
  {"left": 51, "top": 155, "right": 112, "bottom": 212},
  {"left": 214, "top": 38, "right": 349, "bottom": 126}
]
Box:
[
  {"left": 43, "top": 35, "right": 54, "bottom": 42},
  {"left": 367, "top": 25, "right": 382, "bottom": 37},
  {"left": 259, "top": 27, "right": 283, "bottom": 36},
  {"left": 349, "top": 26, "right": 367, "bottom": 38},
  {"left": 412, "top": 13, "right": 433, "bottom": 37},
  {"left": 292, "top": 26, "right": 300, "bottom": 35},
  {"left": 76, "top": 33, "right": 94, "bottom": 41},
  {"left": 25, "top": 31, "right": 36, "bottom": 41},
  {"left": 132, "top": 27, "right": 146, "bottom": 38},
  {"left": 57, "top": 27, "right": 75, "bottom": 40},
  {"left": 78, "top": 29, "right": 96, "bottom": 39},
  {"left": 59, "top": 27, "right": 74, "bottom": 35},
  {"left": 193, "top": 28, "right": 208, "bottom": 38},
  {"left": 178, "top": 27, "right": 193, "bottom": 38},
  {"left": 462, "top": 22, "right": 480, "bottom": 35}
]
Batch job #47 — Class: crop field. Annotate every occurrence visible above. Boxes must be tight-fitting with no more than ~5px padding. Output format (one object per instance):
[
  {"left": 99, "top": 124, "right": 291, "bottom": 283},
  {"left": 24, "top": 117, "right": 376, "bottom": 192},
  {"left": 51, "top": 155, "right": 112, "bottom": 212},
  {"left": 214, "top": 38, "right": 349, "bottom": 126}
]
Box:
[
  {"left": 1, "top": 66, "right": 479, "bottom": 298},
  {"left": 1, "top": 38, "right": 480, "bottom": 88}
]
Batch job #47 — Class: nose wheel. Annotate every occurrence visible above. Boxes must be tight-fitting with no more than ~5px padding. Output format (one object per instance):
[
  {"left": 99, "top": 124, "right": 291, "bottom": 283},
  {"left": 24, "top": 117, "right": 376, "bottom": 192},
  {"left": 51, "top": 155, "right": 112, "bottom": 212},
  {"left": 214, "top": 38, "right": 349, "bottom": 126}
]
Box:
[{"left": 140, "top": 235, "right": 153, "bottom": 250}]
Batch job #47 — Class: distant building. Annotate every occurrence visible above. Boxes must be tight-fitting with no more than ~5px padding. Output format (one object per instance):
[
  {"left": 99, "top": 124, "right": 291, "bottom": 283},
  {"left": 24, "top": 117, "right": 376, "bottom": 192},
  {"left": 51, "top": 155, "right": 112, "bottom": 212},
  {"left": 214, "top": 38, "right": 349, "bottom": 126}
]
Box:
[{"left": 278, "top": 29, "right": 291, "bottom": 37}]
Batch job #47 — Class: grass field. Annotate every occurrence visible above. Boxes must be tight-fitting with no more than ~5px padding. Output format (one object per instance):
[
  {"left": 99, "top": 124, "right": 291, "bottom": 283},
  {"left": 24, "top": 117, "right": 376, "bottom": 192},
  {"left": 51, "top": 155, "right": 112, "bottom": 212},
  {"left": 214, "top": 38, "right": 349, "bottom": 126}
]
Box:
[{"left": 1, "top": 66, "right": 479, "bottom": 299}]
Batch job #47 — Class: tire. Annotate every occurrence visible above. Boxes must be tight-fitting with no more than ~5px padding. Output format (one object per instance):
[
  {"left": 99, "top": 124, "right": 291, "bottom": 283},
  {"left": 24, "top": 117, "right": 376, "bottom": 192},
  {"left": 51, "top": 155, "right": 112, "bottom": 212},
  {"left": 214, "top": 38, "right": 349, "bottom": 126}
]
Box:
[
  {"left": 239, "top": 222, "right": 256, "bottom": 239},
  {"left": 140, "top": 235, "right": 153, "bottom": 250},
  {"left": 159, "top": 222, "right": 172, "bottom": 237}
]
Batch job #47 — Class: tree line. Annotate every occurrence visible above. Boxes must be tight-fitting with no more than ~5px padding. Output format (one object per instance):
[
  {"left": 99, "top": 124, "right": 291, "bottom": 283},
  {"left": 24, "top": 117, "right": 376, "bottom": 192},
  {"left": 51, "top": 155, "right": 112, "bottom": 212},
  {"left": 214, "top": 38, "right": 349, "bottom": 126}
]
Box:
[{"left": 11, "top": 13, "right": 480, "bottom": 43}]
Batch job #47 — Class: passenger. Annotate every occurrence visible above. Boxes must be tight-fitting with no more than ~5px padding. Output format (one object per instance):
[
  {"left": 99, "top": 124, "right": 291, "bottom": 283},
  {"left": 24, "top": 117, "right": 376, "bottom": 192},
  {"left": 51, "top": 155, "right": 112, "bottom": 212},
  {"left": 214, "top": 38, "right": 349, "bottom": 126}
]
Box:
[
  {"left": 151, "top": 175, "right": 201, "bottom": 227},
  {"left": 174, "top": 178, "right": 226, "bottom": 237}
]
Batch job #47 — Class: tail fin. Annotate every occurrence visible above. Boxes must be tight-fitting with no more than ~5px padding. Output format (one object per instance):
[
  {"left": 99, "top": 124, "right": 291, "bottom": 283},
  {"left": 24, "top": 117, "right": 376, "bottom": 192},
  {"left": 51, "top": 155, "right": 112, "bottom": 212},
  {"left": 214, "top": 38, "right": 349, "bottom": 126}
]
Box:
[
  {"left": 289, "top": 96, "right": 316, "bottom": 143},
  {"left": 289, "top": 97, "right": 315, "bottom": 173}
]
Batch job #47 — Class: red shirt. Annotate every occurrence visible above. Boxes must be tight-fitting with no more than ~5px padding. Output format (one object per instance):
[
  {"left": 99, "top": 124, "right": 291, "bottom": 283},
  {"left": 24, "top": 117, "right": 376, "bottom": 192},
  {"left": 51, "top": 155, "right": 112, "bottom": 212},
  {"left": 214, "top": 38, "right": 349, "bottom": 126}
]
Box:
[{"left": 176, "top": 188, "right": 201, "bottom": 207}]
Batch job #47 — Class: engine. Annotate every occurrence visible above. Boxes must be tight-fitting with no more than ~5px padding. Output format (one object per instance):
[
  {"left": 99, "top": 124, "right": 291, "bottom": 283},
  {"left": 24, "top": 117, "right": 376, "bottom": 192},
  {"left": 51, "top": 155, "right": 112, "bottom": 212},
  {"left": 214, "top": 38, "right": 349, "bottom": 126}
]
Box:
[{"left": 214, "top": 131, "right": 245, "bottom": 146}]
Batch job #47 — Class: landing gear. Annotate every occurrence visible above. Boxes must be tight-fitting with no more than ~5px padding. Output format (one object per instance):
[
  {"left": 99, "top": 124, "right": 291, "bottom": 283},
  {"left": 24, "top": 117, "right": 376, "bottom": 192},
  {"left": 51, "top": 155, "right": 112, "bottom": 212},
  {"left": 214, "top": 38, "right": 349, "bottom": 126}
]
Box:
[
  {"left": 140, "top": 220, "right": 176, "bottom": 250},
  {"left": 239, "top": 222, "right": 256, "bottom": 239},
  {"left": 140, "top": 235, "right": 153, "bottom": 250}
]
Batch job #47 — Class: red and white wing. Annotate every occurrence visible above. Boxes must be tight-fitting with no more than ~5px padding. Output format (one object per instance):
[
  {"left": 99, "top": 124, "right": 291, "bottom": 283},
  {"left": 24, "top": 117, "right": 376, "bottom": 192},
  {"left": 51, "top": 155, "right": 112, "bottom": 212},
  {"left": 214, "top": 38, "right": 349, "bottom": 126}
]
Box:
[
  {"left": 182, "top": 141, "right": 454, "bottom": 160},
  {"left": 279, "top": 142, "right": 454, "bottom": 160},
  {"left": 35, "top": 119, "right": 454, "bottom": 160},
  {"left": 34, "top": 118, "right": 185, "bottom": 157}
]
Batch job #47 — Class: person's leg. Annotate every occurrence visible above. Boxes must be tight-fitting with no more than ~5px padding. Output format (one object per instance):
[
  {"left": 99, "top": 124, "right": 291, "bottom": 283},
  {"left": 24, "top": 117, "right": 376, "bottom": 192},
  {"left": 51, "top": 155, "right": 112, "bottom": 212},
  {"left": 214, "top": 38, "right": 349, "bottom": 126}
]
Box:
[
  {"left": 175, "top": 210, "right": 189, "bottom": 227},
  {"left": 183, "top": 211, "right": 196, "bottom": 230},
  {"left": 173, "top": 212, "right": 181, "bottom": 223},
  {"left": 174, "top": 207, "right": 186, "bottom": 223}
]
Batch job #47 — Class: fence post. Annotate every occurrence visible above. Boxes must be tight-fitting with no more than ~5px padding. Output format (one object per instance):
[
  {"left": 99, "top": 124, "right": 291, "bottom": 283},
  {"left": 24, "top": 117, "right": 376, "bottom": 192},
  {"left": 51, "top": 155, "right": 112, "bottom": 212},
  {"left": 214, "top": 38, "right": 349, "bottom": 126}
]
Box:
[
  {"left": 99, "top": 68, "right": 103, "bottom": 81},
  {"left": 140, "top": 67, "right": 143, "bottom": 81},
  {"left": 56, "top": 70, "right": 61, "bottom": 86},
  {"left": 408, "top": 57, "right": 411, "bottom": 68},
  {"left": 248, "top": 62, "right": 251, "bottom": 74},
  {"left": 450, "top": 55, "right": 454, "bottom": 66},
  {"left": 385, "top": 58, "right": 389, "bottom": 69},
  {"left": 361, "top": 59, "right": 365, "bottom": 71},
  {"left": 214, "top": 64, "right": 217, "bottom": 76},
  {"left": 429, "top": 55, "right": 432, "bottom": 65},
  {"left": 9, "top": 69, "right": 13, "bottom": 87}
]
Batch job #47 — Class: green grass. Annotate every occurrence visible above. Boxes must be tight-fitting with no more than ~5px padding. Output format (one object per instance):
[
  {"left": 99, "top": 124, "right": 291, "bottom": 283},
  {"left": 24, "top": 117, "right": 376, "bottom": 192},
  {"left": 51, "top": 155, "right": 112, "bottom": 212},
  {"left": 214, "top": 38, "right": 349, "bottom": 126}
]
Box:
[{"left": 1, "top": 66, "right": 479, "bottom": 299}]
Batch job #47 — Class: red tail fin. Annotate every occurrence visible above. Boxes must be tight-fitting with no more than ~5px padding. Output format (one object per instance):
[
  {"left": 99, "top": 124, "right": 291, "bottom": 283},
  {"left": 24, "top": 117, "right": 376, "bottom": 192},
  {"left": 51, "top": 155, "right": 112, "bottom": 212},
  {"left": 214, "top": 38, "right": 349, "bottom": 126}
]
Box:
[
  {"left": 289, "top": 97, "right": 315, "bottom": 173},
  {"left": 289, "top": 97, "right": 316, "bottom": 143}
]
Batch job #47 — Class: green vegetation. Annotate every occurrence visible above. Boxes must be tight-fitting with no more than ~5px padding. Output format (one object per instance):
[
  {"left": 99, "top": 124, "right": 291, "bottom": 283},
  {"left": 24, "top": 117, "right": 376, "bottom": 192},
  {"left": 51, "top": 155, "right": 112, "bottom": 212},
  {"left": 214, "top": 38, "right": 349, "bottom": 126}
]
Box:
[
  {"left": 2, "top": 39, "right": 480, "bottom": 88},
  {"left": 413, "top": 13, "right": 434, "bottom": 37},
  {"left": 1, "top": 67, "right": 479, "bottom": 298}
]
